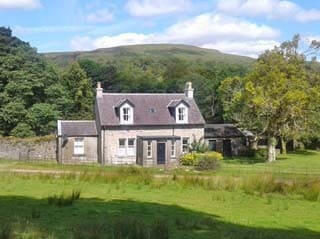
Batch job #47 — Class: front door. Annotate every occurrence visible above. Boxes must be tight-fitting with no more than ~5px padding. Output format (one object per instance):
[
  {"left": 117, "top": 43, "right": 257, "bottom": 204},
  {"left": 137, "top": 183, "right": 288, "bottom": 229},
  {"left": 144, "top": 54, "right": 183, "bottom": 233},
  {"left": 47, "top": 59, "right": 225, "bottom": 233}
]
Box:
[
  {"left": 223, "top": 140, "right": 232, "bottom": 157},
  {"left": 157, "top": 143, "right": 166, "bottom": 165}
]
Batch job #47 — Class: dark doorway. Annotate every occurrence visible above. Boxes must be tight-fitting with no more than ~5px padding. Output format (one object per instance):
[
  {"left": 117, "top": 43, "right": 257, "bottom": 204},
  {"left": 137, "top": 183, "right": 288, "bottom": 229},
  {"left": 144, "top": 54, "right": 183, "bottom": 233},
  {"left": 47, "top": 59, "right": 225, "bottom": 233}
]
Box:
[
  {"left": 223, "top": 140, "right": 232, "bottom": 157},
  {"left": 157, "top": 142, "right": 166, "bottom": 165}
]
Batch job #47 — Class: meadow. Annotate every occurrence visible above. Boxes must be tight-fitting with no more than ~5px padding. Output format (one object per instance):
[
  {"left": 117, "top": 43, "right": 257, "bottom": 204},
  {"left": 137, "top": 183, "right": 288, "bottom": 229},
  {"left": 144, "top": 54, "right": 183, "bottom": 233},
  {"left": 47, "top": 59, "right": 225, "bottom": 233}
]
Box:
[{"left": 0, "top": 151, "right": 320, "bottom": 239}]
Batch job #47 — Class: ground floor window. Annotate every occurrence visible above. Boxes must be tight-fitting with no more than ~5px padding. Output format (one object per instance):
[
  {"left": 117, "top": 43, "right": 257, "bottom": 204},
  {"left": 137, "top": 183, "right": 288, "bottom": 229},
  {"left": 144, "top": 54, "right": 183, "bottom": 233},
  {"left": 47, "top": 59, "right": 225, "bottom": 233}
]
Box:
[
  {"left": 118, "top": 138, "right": 136, "bottom": 156},
  {"left": 171, "top": 140, "right": 176, "bottom": 157},
  {"left": 182, "top": 137, "right": 189, "bottom": 153},
  {"left": 118, "top": 138, "right": 126, "bottom": 156},
  {"left": 74, "top": 138, "right": 84, "bottom": 155},
  {"left": 208, "top": 139, "right": 217, "bottom": 151},
  {"left": 127, "top": 138, "right": 135, "bottom": 156},
  {"left": 147, "top": 141, "right": 152, "bottom": 158}
]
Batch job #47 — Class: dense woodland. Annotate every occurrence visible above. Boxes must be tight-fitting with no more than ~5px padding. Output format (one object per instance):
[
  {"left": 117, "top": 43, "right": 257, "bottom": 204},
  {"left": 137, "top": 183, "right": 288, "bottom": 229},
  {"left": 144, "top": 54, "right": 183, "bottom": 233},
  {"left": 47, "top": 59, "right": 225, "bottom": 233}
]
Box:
[{"left": 0, "top": 27, "right": 248, "bottom": 137}]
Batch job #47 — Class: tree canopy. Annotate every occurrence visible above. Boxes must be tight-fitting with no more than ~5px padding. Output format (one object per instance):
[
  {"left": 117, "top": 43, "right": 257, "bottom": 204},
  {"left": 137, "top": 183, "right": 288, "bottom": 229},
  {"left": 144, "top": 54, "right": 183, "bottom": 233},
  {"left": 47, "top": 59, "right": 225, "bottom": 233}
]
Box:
[{"left": 219, "top": 35, "right": 320, "bottom": 161}]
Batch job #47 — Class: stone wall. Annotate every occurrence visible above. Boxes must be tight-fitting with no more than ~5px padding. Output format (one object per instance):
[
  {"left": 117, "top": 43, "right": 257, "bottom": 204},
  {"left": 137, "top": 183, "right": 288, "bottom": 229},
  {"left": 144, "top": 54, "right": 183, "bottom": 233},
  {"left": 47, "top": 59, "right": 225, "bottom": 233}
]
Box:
[
  {"left": 0, "top": 136, "right": 56, "bottom": 161},
  {"left": 102, "top": 125, "right": 204, "bottom": 165}
]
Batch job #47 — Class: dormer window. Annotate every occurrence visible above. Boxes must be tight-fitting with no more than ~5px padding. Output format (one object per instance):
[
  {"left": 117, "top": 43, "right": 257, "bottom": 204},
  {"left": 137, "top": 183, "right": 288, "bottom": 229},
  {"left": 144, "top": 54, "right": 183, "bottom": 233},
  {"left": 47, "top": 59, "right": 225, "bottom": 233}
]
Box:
[
  {"left": 178, "top": 107, "right": 186, "bottom": 121},
  {"left": 123, "top": 107, "right": 130, "bottom": 122},
  {"left": 115, "top": 99, "right": 134, "bottom": 125},
  {"left": 175, "top": 103, "right": 188, "bottom": 124},
  {"left": 167, "top": 99, "right": 189, "bottom": 124}
]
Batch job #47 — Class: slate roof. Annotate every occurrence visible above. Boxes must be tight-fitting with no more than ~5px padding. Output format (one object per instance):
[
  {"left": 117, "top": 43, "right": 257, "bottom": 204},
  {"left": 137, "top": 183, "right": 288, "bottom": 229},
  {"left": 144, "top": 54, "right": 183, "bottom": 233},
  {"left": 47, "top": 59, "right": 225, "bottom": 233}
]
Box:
[
  {"left": 57, "top": 120, "right": 98, "bottom": 136},
  {"left": 205, "top": 124, "right": 245, "bottom": 138},
  {"left": 96, "top": 93, "right": 205, "bottom": 126}
]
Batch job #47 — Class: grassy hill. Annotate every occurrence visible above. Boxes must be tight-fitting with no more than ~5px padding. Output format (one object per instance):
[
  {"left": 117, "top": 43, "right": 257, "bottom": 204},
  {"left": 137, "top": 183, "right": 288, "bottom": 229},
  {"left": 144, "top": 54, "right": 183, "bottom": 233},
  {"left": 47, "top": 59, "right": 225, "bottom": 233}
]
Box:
[{"left": 43, "top": 44, "right": 255, "bottom": 67}]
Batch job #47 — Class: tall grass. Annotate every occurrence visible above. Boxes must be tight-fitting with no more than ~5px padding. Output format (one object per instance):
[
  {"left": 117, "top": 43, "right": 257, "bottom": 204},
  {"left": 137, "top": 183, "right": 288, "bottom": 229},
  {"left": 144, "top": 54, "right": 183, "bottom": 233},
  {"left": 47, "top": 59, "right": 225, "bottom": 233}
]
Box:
[
  {"left": 1, "top": 168, "right": 319, "bottom": 201},
  {"left": 174, "top": 174, "right": 320, "bottom": 201},
  {"left": 48, "top": 189, "right": 81, "bottom": 206}
]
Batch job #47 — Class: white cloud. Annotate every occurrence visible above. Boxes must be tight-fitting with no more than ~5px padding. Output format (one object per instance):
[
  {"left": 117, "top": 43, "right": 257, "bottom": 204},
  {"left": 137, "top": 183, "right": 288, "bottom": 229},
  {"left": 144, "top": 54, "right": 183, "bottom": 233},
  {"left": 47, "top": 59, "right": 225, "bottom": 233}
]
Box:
[
  {"left": 86, "top": 8, "right": 114, "bottom": 23},
  {"left": 216, "top": 0, "right": 320, "bottom": 22},
  {"left": 125, "top": 0, "right": 191, "bottom": 17},
  {"left": 13, "top": 25, "right": 93, "bottom": 35},
  {"left": 201, "top": 40, "right": 279, "bottom": 58},
  {"left": 71, "top": 13, "right": 279, "bottom": 57},
  {"left": 0, "top": 0, "right": 41, "bottom": 9}
]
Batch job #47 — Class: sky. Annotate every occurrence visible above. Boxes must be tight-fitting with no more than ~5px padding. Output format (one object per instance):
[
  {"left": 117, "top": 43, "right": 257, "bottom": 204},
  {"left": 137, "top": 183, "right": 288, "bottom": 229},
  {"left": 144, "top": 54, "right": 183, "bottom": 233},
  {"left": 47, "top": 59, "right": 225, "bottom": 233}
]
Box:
[{"left": 1, "top": 0, "right": 320, "bottom": 57}]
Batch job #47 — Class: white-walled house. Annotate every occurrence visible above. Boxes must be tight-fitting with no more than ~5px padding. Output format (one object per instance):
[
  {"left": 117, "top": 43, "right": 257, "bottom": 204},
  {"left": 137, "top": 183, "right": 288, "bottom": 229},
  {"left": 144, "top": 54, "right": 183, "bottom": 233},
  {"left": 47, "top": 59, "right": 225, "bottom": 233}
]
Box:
[{"left": 56, "top": 82, "right": 206, "bottom": 166}]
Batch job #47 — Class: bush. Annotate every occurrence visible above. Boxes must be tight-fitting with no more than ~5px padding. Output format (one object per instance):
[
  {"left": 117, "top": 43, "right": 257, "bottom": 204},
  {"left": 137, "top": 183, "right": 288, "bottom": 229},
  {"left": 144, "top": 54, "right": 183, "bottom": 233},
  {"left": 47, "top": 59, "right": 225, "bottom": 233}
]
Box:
[
  {"left": 196, "top": 153, "right": 221, "bottom": 171},
  {"left": 180, "top": 152, "right": 223, "bottom": 167},
  {"left": 180, "top": 153, "right": 198, "bottom": 166}
]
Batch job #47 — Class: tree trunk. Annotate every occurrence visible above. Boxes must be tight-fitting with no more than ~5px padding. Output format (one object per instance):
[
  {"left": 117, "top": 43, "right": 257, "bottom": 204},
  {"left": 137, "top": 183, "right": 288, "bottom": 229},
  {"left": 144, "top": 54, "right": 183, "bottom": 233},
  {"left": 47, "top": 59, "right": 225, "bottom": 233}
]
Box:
[
  {"left": 250, "top": 136, "right": 258, "bottom": 150},
  {"left": 280, "top": 137, "right": 287, "bottom": 155},
  {"left": 267, "top": 136, "right": 277, "bottom": 162}
]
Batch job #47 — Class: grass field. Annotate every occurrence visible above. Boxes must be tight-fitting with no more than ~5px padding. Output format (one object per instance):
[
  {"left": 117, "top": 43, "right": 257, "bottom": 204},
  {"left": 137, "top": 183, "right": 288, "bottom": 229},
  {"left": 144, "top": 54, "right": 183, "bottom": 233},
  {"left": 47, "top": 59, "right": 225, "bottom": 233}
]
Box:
[{"left": 0, "top": 151, "right": 320, "bottom": 238}]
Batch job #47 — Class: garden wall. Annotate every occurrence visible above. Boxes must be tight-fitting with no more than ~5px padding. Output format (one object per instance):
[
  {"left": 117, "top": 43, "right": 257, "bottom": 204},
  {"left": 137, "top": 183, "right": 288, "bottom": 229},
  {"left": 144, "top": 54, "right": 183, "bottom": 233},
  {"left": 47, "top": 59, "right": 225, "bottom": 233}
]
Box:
[{"left": 0, "top": 136, "right": 56, "bottom": 161}]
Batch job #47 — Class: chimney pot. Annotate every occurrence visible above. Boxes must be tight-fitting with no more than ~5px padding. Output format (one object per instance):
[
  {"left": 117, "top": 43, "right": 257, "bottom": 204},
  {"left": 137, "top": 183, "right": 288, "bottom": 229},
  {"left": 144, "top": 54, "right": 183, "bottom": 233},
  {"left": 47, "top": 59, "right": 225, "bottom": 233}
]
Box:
[
  {"left": 96, "top": 82, "right": 103, "bottom": 98},
  {"left": 184, "top": 81, "right": 194, "bottom": 98}
]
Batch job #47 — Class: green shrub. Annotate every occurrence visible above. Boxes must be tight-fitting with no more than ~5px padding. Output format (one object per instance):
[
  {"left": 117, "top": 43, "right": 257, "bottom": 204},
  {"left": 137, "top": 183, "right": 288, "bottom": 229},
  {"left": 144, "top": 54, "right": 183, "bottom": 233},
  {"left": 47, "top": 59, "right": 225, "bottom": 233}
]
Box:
[
  {"left": 254, "top": 148, "right": 268, "bottom": 159},
  {"left": 189, "top": 136, "right": 208, "bottom": 153},
  {"left": 180, "top": 152, "right": 223, "bottom": 167},
  {"left": 48, "top": 189, "right": 81, "bottom": 206},
  {"left": 180, "top": 153, "right": 198, "bottom": 166},
  {"left": 196, "top": 154, "right": 221, "bottom": 171}
]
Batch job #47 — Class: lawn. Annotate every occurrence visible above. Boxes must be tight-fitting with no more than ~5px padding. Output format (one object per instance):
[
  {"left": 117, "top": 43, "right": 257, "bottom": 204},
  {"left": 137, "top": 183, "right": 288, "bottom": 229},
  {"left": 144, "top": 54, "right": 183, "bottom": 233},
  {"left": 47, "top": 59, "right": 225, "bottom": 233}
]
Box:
[{"left": 0, "top": 151, "right": 320, "bottom": 238}]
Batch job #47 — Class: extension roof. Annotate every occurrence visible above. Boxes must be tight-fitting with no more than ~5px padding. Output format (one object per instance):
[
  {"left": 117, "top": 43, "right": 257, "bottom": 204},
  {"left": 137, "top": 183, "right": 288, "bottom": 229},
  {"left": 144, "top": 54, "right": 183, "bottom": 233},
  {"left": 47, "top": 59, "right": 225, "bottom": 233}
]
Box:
[
  {"left": 205, "top": 124, "right": 245, "bottom": 138},
  {"left": 57, "top": 120, "right": 98, "bottom": 137}
]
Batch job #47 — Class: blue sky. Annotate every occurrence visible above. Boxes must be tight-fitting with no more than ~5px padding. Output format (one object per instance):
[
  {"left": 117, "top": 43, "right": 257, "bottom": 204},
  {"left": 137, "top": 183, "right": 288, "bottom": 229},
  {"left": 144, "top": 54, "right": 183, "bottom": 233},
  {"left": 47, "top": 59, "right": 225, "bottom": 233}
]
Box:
[{"left": 1, "top": 0, "right": 320, "bottom": 57}]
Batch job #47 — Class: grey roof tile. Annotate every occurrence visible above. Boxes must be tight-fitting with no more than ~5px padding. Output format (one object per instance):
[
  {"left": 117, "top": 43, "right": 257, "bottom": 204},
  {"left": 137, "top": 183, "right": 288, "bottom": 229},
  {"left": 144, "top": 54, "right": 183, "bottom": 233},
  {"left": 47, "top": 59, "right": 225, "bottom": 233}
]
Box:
[
  {"left": 58, "top": 120, "right": 97, "bottom": 136},
  {"left": 205, "top": 124, "right": 244, "bottom": 138},
  {"left": 96, "top": 93, "right": 205, "bottom": 126}
]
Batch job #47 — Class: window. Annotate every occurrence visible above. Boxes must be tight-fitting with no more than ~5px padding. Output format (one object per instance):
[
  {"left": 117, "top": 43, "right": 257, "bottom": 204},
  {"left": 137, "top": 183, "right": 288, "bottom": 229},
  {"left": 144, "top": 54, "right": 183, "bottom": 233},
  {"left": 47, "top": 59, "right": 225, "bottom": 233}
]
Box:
[
  {"left": 74, "top": 138, "right": 84, "bottom": 155},
  {"left": 178, "top": 107, "right": 185, "bottom": 121},
  {"left": 182, "top": 137, "right": 189, "bottom": 153},
  {"left": 147, "top": 141, "right": 152, "bottom": 158},
  {"left": 171, "top": 140, "right": 176, "bottom": 157},
  {"left": 118, "top": 138, "right": 136, "bottom": 156},
  {"left": 127, "top": 138, "right": 135, "bottom": 156},
  {"left": 208, "top": 140, "right": 217, "bottom": 151},
  {"left": 118, "top": 138, "right": 126, "bottom": 156},
  {"left": 123, "top": 107, "right": 130, "bottom": 121},
  {"left": 176, "top": 104, "right": 188, "bottom": 124}
]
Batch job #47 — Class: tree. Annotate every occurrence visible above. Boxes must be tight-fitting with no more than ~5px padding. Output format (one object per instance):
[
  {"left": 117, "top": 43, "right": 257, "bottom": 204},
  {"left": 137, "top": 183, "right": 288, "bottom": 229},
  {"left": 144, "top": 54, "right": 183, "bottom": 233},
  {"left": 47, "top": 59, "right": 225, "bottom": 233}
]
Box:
[
  {"left": 26, "top": 103, "right": 60, "bottom": 135},
  {"left": 219, "top": 36, "right": 320, "bottom": 161},
  {"left": 0, "top": 27, "right": 60, "bottom": 136},
  {"left": 62, "top": 62, "right": 94, "bottom": 119}
]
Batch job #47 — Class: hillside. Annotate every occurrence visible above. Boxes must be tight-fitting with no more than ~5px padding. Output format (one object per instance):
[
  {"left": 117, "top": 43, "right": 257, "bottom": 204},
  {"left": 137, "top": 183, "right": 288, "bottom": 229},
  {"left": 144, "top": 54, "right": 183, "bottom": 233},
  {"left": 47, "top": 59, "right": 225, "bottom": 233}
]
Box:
[{"left": 43, "top": 44, "right": 255, "bottom": 67}]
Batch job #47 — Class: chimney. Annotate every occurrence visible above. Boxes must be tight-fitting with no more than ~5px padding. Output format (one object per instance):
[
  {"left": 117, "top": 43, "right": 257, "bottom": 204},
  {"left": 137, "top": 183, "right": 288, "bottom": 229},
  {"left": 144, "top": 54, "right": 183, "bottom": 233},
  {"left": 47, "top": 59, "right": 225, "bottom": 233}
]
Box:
[
  {"left": 96, "top": 82, "right": 103, "bottom": 98},
  {"left": 184, "top": 82, "right": 194, "bottom": 98}
]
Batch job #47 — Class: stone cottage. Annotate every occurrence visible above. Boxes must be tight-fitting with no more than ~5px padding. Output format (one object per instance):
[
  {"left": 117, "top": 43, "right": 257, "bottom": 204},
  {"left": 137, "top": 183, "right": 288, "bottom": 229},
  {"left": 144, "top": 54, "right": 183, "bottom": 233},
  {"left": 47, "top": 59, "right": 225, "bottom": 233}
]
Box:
[{"left": 57, "top": 82, "right": 206, "bottom": 166}]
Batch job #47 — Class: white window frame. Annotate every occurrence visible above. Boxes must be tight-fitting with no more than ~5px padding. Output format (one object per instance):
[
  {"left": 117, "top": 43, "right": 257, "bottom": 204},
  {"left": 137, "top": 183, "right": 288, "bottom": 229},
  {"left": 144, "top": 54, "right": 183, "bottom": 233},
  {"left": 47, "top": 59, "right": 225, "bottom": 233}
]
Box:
[
  {"left": 120, "top": 103, "right": 133, "bottom": 124},
  {"left": 182, "top": 137, "right": 189, "bottom": 154},
  {"left": 147, "top": 141, "right": 152, "bottom": 158},
  {"left": 118, "top": 138, "right": 126, "bottom": 156},
  {"left": 171, "top": 140, "right": 176, "bottom": 158},
  {"left": 127, "top": 138, "right": 136, "bottom": 156},
  {"left": 175, "top": 103, "right": 188, "bottom": 124},
  {"left": 74, "top": 138, "right": 84, "bottom": 155}
]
